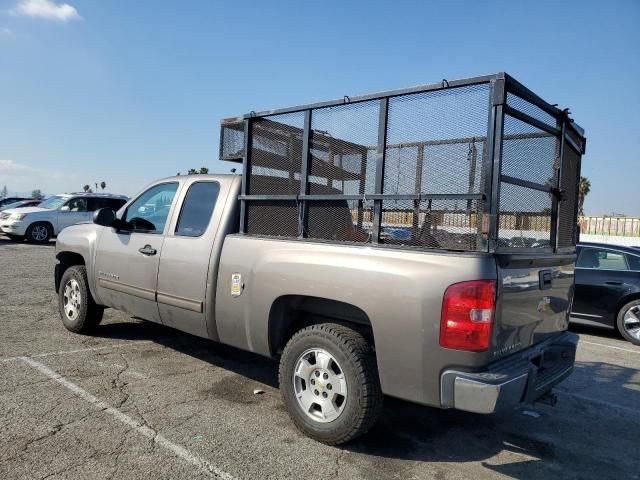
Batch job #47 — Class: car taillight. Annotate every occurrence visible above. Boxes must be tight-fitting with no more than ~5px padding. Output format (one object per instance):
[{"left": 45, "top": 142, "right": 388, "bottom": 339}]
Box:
[{"left": 440, "top": 280, "right": 496, "bottom": 352}]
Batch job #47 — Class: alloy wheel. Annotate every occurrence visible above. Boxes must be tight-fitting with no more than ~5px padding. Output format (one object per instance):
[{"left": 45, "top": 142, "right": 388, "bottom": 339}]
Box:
[
  {"left": 63, "top": 279, "right": 82, "bottom": 321},
  {"left": 623, "top": 306, "right": 640, "bottom": 340},
  {"left": 293, "top": 348, "right": 348, "bottom": 423}
]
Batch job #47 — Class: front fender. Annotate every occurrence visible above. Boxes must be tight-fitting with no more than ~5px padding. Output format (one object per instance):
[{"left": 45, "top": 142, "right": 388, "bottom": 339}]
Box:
[{"left": 55, "top": 224, "right": 103, "bottom": 303}]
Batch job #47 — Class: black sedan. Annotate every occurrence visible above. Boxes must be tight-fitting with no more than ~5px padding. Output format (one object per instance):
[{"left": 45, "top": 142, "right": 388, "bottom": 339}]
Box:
[{"left": 570, "top": 242, "right": 640, "bottom": 345}]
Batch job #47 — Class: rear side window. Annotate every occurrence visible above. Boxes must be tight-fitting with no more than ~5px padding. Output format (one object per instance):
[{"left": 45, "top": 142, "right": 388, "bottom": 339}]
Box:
[
  {"left": 107, "top": 198, "right": 127, "bottom": 210},
  {"left": 175, "top": 182, "right": 220, "bottom": 237},
  {"left": 577, "top": 247, "right": 629, "bottom": 270},
  {"left": 626, "top": 254, "right": 640, "bottom": 271},
  {"left": 88, "top": 198, "right": 126, "bottom": 211}
]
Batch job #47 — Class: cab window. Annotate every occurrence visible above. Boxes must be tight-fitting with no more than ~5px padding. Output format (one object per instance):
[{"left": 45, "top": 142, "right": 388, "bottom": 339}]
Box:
[
  {"left": 65, "top": 197, "right": 88, "bottom": 212},
  {"left": 175, "top": 182, "right": 220, "bottom": 237},
  {"left": 577, "top": 247, "right": 629, "bottom": 270},
  {"left": 124, "top": 183, "right": 178, "bottom": 233}
]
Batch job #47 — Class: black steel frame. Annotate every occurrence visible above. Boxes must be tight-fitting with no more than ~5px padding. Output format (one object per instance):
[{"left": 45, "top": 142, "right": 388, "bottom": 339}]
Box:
[{"left": 228, "top": 72, "right": 586, "bottom": 253}]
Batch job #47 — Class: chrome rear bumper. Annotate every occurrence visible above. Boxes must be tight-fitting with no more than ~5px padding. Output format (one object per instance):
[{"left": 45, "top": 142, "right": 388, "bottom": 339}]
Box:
[{"left": 440, "top": 331, "right": 578, "bottom": 414}]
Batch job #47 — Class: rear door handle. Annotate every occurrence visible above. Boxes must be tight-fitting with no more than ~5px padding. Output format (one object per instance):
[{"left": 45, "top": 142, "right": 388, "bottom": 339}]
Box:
[{"left": 138, "top": 245, "right": 157, "bottom": 256}]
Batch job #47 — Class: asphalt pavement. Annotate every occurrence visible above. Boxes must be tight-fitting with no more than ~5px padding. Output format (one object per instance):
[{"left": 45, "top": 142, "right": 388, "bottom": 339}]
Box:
[{"left": 1, "top": 237, "right": 639, "bottom": 479}]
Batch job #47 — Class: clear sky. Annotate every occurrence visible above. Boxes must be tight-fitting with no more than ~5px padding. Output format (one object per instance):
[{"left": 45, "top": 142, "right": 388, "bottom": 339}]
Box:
[{"left": 0, "top": 0, "right": 638, "bottom": 216}]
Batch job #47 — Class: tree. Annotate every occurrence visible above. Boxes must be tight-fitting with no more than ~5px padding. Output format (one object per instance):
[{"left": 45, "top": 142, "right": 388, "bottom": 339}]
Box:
[
  {"left": 100, "top": 181, "right": 106, "bottom": 191},
  {"left": 95, "top": 182, "right": 99, "bottom": 192},
  {"left": 31, "top": 189, "right": 44, "bottom": 200},
  {"left": 1, "top": 185, "right": 7, "bottom": 198},
  {"left": 183, "top": 167, "right": 209, "bottom": 175},
  {"left": 578, "top": 176, "right": 591, "bottom": 217},
  {"left": 83, "top": 184, "right": 92, "bottom": 193}
]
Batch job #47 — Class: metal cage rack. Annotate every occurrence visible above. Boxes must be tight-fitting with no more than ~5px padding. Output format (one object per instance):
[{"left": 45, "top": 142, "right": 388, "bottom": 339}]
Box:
[{"left": 220, "top": 72, "right": 586, "bottom": 253}]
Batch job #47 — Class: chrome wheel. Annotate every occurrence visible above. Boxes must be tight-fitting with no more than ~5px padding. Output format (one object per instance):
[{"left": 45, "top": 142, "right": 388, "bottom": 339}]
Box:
[
  {"left": 293, "top": 348, "right": 347, "bottom": 423},
  {"left": 63, "top": 279, "right": 82, "bottom": 321},
  {"left": 623, "top": 306, "right": 640, "bottom": 340},
  {"left": 31, "top": 225, "right": 48, "bottom": 242}
]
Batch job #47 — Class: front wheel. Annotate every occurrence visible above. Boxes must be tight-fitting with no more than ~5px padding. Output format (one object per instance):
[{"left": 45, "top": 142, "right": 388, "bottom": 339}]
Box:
[
  {"left": 279, "top": 323, "right": 383, "bottom": 445},
  {"left": 617, "top": 299, "right": 640, "bottom": 346},
  {"left": 58, "top": 265, "right": 104, "bottom": 334},
  {"left": 26, "top": 222, "right": 52, "bottom": 244}
]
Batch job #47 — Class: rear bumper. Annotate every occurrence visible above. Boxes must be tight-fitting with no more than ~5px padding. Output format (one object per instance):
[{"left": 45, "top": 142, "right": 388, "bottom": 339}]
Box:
[{"left": 440, "top": 331, "right": 578, "bottom": 414}]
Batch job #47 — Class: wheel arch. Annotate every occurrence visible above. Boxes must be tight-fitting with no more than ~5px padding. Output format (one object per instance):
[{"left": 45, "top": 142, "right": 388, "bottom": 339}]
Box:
[
  {"left": 55, "top": 251, "right": 86, "bottom": 293},
  {"left": 28, "top": 219, "right": 55, "bottom": 235},
  {"left": 615, "top": 292, "right": 640, "bottom": 321},
  {"left": 268, "top": 295, "right": 374, "bottom": 357}
]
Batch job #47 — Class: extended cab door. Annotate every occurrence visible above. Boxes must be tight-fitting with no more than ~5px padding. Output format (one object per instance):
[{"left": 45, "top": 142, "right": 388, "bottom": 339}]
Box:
[
  {"left": 156, "top": 180, "right": 225, "bottom": 338},
  {"left": 94, "top": 182, "right": 180, "bottom": 323}
]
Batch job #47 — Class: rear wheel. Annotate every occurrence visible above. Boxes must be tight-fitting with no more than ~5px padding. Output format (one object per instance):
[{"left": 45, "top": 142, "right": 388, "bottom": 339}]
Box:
[
  {"left": 58, "top": 265, "right": 104, "bottom": 334},
  {"left": 617, "top": 300, "right": 640, "bottom": 346},
  {"left": 26, "top": 222, "right": 52, "bottom": 244},
  {"left": 279, "top": 323, "right": 383, "bottom": 445}
]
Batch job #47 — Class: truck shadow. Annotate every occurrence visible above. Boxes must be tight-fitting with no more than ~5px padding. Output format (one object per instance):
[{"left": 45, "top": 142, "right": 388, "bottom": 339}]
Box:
[{"left": 92, "top": 319, "right": 638, "bottom": 479}]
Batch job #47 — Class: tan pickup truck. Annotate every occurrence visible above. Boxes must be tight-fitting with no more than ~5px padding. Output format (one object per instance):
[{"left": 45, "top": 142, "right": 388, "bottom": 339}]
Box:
[{"left": 54, "top": 73, "right": 585, "bottom": 444}]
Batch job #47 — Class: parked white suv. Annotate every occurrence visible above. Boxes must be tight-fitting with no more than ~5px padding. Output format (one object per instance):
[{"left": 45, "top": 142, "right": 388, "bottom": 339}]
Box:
[{"left": 0, "top": 193, "right": 128, "bottom": 243}]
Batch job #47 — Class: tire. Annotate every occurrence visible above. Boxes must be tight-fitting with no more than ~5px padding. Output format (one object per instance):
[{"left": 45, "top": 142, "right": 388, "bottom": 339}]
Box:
[
  {"left": 279, "top": 323, "right": 383, "bottom": 445},
  {"left": 26, "top": 222, "right": 52, "bottom": 244},
  {"left": 616, "top": 299, "right": 640, "bottom": 346},
  {"left": 58, "top": 265, "right": 104, "bottom": 334}
]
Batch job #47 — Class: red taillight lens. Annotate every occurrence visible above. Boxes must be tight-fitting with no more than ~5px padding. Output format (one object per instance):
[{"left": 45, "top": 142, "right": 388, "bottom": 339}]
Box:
[{"left": 440, "top": 280, "right": 496, "bottom": 352}]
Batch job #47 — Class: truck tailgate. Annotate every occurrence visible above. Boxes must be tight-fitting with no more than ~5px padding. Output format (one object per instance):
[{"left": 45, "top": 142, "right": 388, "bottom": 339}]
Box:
[{"left": 491, "top": 254, "right": 576, "bottom": 359}]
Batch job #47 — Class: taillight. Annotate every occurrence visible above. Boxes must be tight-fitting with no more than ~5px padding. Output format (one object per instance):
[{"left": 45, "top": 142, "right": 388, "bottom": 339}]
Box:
[{"left": 440, "top": 280, "right": 496, "bottom": 352}]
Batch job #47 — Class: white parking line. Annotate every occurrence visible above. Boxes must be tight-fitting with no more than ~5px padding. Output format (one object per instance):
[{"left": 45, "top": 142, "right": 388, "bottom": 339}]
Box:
[
  {"left": 580, "top": 340, "right": 640, "bottom": 355},
  {"left": 20, "top": 357, "right": 236, "bottom": 480},
  {"left": 556, "top": 389, "right": 639, "bottom": 416},
  {"left": 0, "top": 341, "right": 154, "bottom": 363}
]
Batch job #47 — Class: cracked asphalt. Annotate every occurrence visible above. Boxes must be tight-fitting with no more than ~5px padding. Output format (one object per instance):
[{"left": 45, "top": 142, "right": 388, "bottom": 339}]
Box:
[{"left": 1, "top": 237, "right": 639, "bottom": 479}]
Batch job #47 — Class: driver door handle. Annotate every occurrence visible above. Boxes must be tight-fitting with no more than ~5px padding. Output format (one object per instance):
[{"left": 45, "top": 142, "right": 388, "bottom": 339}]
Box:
[{"left": 138, "top": 245, "right": 157, "bottom": 256}]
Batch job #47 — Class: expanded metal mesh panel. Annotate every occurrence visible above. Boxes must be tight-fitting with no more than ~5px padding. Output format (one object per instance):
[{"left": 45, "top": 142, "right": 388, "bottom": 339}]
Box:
[
  {"left": 384, "top": 84, "right": 490, "bottom": 195},
  {"left": 507, "top": 93, "right": 556, "bottom": 128},
  {"left": 502, "top": 115, "right": 559, "bottom": 186},
  {"left": 308, "top": 101, "right": 379, "bottom": 195},
  {"left": 245, "top": 201, "right": 299, "bottom": 237},
  {"left": 557, "top": 143, "right": 580, "bottom": 247},
  {"left": 380, "top": 199, "right": 483, "bottom": 251},
  {"left": 248, "top": 112, "right": 305, "bottom": 195},
  {"left": 220, "top": 120, "right": 245, "bottom": 161},
  {"left": 498, "top": 182, "right": 552, "bottom": 249},
  {"left": 306, "top": 200, "right": 374, "bottom": 243}
]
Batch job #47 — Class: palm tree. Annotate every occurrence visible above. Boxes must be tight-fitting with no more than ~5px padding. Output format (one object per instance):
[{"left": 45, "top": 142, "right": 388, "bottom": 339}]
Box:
[
  {"left": 578, "top": 176, "right": 591, "bottom": 216},
  {"left": 100, "top": 181, "right": 106, "bottom": 191}
]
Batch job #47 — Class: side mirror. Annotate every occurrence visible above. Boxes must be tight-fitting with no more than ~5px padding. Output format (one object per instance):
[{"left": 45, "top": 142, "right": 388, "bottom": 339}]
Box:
[
  {"left": 60, "top": 205, "right": 70, "bottom": 212},
  {"left": 93, "top": 208, "right": 116, "bottom": 227}
]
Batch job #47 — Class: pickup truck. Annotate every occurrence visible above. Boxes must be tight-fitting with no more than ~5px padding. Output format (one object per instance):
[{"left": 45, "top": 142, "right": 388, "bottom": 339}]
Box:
[{"left": 54, "top": 73, "right": 585, "bottom": 445}]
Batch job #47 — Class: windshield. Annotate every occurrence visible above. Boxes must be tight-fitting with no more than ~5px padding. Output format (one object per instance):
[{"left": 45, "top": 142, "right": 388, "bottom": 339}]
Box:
[{"left": 38, "top": 196, "right": 67, "bottom": 210}]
